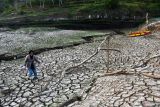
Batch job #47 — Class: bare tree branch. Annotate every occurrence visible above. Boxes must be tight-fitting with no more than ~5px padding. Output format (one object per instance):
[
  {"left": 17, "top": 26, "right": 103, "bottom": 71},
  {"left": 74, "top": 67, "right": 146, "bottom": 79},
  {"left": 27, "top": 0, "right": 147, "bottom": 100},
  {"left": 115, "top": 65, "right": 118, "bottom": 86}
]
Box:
[{"left": 142, "top": 72, "right": 160, "bottom": 79}]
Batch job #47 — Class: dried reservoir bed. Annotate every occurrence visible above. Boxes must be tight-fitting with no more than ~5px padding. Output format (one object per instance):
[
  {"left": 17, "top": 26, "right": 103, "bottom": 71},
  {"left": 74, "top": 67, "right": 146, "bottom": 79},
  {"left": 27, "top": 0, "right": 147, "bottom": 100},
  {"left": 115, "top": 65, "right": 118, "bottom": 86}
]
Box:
[{"left": 1, "top": 28, "right": 160, "bottom": 107}]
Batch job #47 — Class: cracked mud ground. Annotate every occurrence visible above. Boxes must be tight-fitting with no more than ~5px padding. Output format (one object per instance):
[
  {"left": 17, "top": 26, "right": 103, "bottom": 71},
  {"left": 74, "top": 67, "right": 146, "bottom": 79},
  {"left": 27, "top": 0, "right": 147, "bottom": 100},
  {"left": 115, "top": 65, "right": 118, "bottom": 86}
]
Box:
[{"left": 1, "top": 34, "right": 160, "bottom": 107}]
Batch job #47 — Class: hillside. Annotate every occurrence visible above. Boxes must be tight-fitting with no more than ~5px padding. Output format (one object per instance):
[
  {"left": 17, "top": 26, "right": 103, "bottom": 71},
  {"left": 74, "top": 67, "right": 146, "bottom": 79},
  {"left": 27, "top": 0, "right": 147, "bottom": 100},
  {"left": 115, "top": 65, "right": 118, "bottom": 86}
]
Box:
[{"left": 0, "top": 0, "right": 160, "bottom": 20}]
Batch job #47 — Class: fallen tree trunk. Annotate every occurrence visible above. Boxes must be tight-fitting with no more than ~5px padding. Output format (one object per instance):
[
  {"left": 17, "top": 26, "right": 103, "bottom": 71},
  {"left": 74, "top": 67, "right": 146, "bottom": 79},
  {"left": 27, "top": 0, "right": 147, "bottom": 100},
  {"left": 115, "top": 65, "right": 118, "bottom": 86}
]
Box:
[
  {"left": 65, "top": 36, "right": 121, "bottom": 74},
  {"left": 142, "top": 72, "right": 160, "bottom": 79},
  {"left": 65, "top": 49, "right": 99, "bottom": 73},
  {"left": 104, "top": 70, "right": 134, "bottom": 76},
  {"left": 65, "top": 36, "right": 108, "bottom": 73},
  {"left": 144, "top": 55, "right": 160, "bottom": 65},
  {"left": 100, "top": 48, "right": 121, "bottom": 53},
  {"left": 133, "top": 54, "right": 160, "bottom": 68}
]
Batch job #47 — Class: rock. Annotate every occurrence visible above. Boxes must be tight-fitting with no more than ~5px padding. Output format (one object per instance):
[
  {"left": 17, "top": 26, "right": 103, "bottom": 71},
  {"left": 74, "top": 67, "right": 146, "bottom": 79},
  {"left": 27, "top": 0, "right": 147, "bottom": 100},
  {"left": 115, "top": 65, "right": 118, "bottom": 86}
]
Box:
[
  {"left": 23, "top": 91, "right": 32, "bottom": 97},
  {"left": 122, "top": 91, "right": 135, "bottom": 98},
  {"left": 5, "top": 97, "right": 12, "bottom": 102},
  {"left": 154, "top": 97, "right": 160, "bottom": 103},
  {"left": 1, "top": 87, "right": 14, "bottom": 96},
  {"left": 135, "top": 81, "right": 145, "bottom": 85},
  {"left": 30, "top": 89, "right": 37, "bottom": 94},
  {"left": 0, "top": 80, "right": 4, "bottom": 84},
  {"left": 156, "top": 80, "right": 160, "bottom": 85},
  {"left": 50, "top": 92, "right": 57, "bottom": 97},
  {"left": 146, "top": 97, "right": 154, "bottom": 102},
  {"left": 73, "top": 89, "right": 81, "bottom": 94},
  {"left": 72, "top": 79, "right": 80, "bottom": 84},
  {"left": 137, "top": 97, "right": 145, "bottom": 102},
  {"left": 32, "top": 97, "right": 39, "bottom": 102},
  {"left": 44, "top": 97, "right": 52, "bottom": 102},
  {"left": 61, "top": 79, "right": 71, "bottom": 84},
  {"left": 10, "top": 102, "right": 18, "bottom": 107},
  {"left": 121, "top": 102, "right": 131, "bottom": 107},
  {"left": 49, "top": 103, "right": 59, "bottom": 107},
  {"left": 142, "top": 101, "right": 155, "bottom": 106},
  {"left": 15, "top": 97, "right": 27, "bottom": 103},
  {"left": 124, "top": 86, "right": 133, "bottom": 90},
  {"left": 34, "top": 103, "right": 44, "bottom": 107},
  {"left": 71, "top": 76, "right": 77, "bottom": 80},
  {"left": 25, "top": 101, "right": 33, "bottom": 107},
  {"left": 133, "top": 101, "right": 141, "bottom": 106},
  {"left": 130, "top": 96, "right": 138, "bottom": 102}
]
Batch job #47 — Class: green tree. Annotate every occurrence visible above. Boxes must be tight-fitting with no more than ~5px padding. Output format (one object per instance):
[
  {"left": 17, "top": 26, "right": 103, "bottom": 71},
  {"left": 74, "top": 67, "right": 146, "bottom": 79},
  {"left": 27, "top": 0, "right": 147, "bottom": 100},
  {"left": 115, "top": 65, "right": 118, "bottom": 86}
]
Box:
[{"left": 104, "top": 0, "right": 120, "bottom": 9}]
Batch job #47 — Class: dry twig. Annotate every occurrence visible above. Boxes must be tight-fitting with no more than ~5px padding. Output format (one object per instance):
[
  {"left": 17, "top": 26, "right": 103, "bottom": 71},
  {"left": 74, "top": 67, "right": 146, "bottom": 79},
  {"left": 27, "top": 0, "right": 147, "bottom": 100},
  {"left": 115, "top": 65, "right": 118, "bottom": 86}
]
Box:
[{"left": 141, "top": 72, "right": 160, "bottom": 79}]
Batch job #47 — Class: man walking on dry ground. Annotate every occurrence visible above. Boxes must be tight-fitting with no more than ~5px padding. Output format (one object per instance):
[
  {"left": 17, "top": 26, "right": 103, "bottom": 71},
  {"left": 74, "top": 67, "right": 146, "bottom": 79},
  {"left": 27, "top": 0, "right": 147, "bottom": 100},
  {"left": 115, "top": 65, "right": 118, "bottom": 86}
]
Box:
[{"left": 24, "top": 50, "right": 40, "bottom": 80}]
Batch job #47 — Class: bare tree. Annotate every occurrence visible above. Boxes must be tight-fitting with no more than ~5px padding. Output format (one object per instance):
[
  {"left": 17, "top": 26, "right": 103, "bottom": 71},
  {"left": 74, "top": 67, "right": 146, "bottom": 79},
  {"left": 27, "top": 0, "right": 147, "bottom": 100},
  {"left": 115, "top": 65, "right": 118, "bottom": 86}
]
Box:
[
  {"left": 29, "top": 0, "right": 32, "bottom": 8},
  {"left": 42, "top": 0, "right": 45, "bottom": 8},
  {"left": 14, "top": 0, "right": 18, "bottom": 11},
  {"left": 39, "top": 0, "right": 45, "bottom": 8},
  {"left": 25, "top": 0, "right": 29, "bottom": 8},
  {"left": 52, "top": 0, "right": 55, "bottom": 6},
  {"left": 59, "top": 0, "right": 63, "bottom": 6},
  {"left": 40, "top": 0, "right": 42, "bottom": 8}
]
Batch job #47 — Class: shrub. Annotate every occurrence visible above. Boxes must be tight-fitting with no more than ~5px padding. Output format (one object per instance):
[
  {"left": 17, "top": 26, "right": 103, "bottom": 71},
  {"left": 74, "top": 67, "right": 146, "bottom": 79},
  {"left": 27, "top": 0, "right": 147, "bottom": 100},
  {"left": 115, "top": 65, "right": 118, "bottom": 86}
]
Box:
[{"left": 104, "top": 0, "right": 120, "bottom": 9}]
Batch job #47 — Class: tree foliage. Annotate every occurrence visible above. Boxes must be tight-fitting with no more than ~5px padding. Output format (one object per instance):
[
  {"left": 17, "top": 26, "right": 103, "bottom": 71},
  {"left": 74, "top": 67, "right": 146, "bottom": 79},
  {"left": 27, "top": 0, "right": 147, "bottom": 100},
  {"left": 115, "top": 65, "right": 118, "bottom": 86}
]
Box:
[
  {"left": 0, "top": 0, "right": 159, "bottom": 15},
  {"left": 104, "top": 0, "right": 119, "bottom": 9}
]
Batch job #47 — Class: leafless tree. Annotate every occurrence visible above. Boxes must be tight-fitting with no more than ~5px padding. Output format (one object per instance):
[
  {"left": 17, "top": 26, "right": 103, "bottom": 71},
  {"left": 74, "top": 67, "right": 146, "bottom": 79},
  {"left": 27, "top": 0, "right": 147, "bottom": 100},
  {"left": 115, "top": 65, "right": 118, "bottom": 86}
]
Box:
[
  {"left": 59, "top": 0, "right": 63, "bottom": 6},
  {"left": 52, "top": 0, "right": 55, "bottom": 6},
  {"left": 29, "top": 0, "right": 32, "bottom": 8},
  {"left": 39, "top": 0, "right": 45, "bottom": 8},
  {"left": 42, "top": 0, "right": 45, "bottom": 8},
  {"left": 14, "top": 0, "right": 18, "bottom": 11},
  {"left": 25, "top": 0, "right": 29, "bottom": 8}
]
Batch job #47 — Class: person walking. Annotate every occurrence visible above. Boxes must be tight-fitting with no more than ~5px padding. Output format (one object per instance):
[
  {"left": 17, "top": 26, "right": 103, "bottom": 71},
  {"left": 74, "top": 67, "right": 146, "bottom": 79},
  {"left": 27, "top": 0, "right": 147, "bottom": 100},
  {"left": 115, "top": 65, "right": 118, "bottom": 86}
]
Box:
[{"left": 24, "top": 50, "right": 40, "bottom": 80}]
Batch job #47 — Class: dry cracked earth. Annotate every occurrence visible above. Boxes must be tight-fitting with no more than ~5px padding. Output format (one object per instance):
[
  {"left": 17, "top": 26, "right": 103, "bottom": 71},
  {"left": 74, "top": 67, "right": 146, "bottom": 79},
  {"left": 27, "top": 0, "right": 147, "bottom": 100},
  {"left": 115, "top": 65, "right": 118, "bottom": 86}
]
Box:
[{"left": 1, "top": 33, "right": 160, "bottom": 107}]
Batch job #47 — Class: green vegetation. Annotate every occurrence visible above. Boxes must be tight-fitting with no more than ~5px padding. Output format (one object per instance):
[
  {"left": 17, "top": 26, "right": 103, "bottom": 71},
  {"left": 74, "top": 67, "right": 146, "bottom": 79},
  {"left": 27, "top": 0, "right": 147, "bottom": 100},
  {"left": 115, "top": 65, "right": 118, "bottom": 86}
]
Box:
[{"left": 0, "top": 0, "right": 159, "bottom": 18}]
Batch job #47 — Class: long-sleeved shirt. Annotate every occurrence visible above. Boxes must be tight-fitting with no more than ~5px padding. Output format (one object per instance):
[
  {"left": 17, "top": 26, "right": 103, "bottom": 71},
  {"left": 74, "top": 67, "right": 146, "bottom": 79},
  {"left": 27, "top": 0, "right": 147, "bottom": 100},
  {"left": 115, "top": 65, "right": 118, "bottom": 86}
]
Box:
[{"left": 24, "top": 55, "right": 40, "bottom": 68}]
